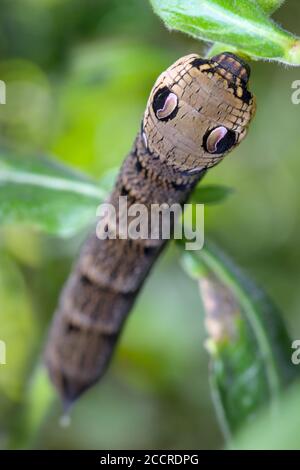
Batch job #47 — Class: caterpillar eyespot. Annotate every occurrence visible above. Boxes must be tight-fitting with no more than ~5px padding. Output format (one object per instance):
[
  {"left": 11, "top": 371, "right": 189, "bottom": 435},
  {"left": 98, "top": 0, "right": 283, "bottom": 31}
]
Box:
[
  {"left": 45, "top": 52, "right": 256, "bottom": 406},
  {"left": 152, "top": 87, "right": 178, "bottom": 121},
  {"left": 204, "top": 127, "right": 237, "bottom": 155}
]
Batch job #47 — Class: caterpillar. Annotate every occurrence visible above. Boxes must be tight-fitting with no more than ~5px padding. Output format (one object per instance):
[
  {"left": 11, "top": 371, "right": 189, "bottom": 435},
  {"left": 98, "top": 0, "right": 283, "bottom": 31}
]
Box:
[{"left": 45, "top": 52, "right": 256, "bottom": 407}]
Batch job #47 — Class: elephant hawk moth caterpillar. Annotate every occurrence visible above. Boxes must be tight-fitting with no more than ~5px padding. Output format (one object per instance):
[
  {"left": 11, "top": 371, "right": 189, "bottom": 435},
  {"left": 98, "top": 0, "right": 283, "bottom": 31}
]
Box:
[{"left": 45, "top": 52, "right": 256, "bottom": 407}]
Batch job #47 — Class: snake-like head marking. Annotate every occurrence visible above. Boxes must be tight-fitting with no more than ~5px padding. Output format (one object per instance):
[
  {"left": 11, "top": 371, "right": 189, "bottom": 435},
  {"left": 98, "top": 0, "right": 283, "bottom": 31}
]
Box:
[{"left": 143, "top": 52, "right": 256, "bottom": 174}]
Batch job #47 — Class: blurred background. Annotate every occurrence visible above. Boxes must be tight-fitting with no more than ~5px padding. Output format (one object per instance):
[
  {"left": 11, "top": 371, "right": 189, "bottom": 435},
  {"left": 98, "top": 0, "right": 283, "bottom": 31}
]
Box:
[{"left": 0, "top": 0, "right": 300, "bottom": 450}]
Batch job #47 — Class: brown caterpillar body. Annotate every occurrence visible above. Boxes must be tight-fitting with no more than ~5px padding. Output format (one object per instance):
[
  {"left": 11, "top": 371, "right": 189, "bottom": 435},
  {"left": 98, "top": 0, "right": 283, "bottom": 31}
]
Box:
[{"left": 45, "top": 53, "right": 256, "bottom": 406}]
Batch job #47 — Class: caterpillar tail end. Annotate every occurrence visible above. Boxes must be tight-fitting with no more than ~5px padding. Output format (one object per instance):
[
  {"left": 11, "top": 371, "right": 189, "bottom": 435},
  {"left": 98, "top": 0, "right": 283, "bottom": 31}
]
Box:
[{"left": 45, "top": 353, "right": 92, "bottom": 409}]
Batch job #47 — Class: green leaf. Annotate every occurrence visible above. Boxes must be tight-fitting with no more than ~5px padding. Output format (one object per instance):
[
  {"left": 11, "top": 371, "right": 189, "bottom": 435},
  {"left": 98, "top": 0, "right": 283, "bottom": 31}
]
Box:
[
  {"left": 255, "top": 0, "right": 286, "bottom": 14},
  {"left": 190, "top": 184, "right": 234, "bottom": 205},
  {"left": 206, "top": 1, "right": 287, "bottom": 59},
  {"left": 206, "top": 43, "right": 241, "bottom": 60},
  {"left": 181, "top": 244, "right": 298, "bottom": 438},
  {"left": 150, "top": 0, "right": 300, "bottom": 65},
  {"left": 0, "top": 150, "right": 109, "bottom": 237}
]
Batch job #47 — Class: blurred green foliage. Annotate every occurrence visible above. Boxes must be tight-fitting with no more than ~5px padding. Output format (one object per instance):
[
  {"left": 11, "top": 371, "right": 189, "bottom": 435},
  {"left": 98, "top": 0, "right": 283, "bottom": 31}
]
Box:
[{"left": 0, "top": 0, "right": 300, "bottom": 450}]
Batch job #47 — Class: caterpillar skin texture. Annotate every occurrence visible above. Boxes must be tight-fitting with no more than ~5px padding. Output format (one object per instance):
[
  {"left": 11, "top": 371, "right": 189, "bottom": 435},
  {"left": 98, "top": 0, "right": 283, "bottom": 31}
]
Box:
[{"left": 45, "top": 52, "right": 256, "bottom": 406}]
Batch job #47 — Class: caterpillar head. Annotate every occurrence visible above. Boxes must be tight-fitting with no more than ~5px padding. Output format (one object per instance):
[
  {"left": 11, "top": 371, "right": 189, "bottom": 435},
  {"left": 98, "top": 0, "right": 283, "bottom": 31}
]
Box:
[{"left": 142, "top": 52, "right": 256, "bottom": 174}]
